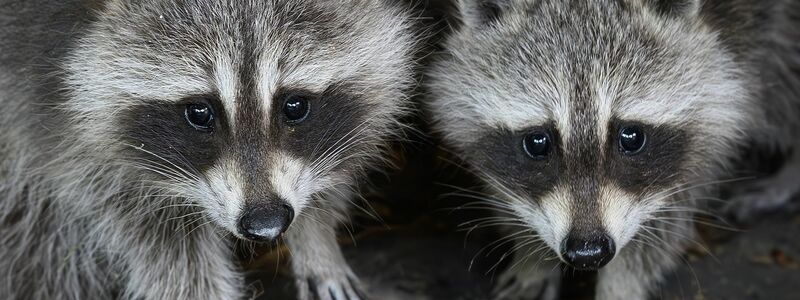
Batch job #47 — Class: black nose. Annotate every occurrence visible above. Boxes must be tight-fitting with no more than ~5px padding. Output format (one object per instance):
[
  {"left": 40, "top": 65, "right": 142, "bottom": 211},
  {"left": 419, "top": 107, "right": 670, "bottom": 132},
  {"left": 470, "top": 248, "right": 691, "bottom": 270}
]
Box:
[
  {"left": 238, "top": 204, "right": 294, "bottom": 243},
  {"left": 560, "top": 233, "right": 616, "bottom": 270}
]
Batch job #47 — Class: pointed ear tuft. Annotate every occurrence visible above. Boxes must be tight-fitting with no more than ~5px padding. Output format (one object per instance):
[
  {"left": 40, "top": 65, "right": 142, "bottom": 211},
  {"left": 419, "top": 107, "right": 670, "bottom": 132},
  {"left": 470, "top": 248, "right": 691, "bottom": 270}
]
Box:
[{"left": 459, "top": 0, "right": 512, "bottom": 27}]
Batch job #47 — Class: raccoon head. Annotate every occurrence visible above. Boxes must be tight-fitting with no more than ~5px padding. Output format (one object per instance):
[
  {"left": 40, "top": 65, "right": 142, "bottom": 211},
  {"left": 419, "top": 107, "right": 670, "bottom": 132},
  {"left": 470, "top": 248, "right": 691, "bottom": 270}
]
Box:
[
  {"left": 64, "top": 0, "right": 416, "bottom": 242},
  {"left": 430, "top": 0, "right": 749, "bottom": 269}
]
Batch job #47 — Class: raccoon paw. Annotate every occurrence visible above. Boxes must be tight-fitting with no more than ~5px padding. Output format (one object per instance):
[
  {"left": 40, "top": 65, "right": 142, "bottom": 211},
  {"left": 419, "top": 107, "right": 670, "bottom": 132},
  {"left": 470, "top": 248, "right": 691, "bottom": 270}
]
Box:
[
  {"left": 724, "top": 179, "right": 797, "bottom": 222},
  {"left": 297, "top": 275, "right": 369, "bottom": 300},
  {"left": 492, "top": 271, "right": 559, "bottom": 300}
]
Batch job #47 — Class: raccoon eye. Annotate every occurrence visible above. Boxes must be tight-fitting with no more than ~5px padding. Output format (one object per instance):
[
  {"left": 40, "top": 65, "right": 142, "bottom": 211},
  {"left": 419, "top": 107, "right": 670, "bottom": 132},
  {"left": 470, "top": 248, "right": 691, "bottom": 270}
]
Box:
[
  {"left": 523, "top": 131, "right": 551, "bottom": 159},
  {"left": 619, "top": 126, "right": 646, "bottom": 155},
  {"left": 283, "top": 95, "right": 310, "bottom": 124},
  {"left": 184, "top": 103, "right": 214, "bottom": 131}
]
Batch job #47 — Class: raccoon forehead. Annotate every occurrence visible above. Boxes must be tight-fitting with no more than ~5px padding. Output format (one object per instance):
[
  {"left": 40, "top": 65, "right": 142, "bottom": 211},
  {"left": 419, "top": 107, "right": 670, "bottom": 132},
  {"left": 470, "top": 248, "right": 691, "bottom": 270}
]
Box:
[
  {"left": 430, "top": 60, "right": 745, "bottom": 144},
  {"left": 430, "top": 2, "right": 749, "bottom": 146},
  {"left": 99, "top": 0, "right": 415, "bottom": 81},
  {"left": 65, "top": 0, "right": 416, "bottom": 129},
  {"left": 83, "top": 1, "right": 411, "bottom": 77},
  {"left": 427, "top": 60, "right": 566, "bottom": 128}
]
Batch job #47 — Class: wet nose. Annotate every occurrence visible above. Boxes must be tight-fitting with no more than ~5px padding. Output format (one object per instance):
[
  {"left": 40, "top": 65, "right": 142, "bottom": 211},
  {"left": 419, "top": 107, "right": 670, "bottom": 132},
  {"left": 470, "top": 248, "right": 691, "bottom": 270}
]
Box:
[
  {"left": 238, "top": 204, "right": 294, "bottom": 243},
  {"left": 560, "top": 232, "right": 616, "bottom": 270}
]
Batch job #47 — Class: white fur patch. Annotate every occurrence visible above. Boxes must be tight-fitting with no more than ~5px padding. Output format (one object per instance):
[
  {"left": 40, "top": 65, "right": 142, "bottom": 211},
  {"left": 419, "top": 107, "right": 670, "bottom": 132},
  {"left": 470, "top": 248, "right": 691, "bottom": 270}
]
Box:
[
  {"left": 203, "top": 159, "right": 245, "bottom": 234},
  {"left": 536, "top": 186, "right": 573, "bottom": 253},
  {"left": 257, "top": 51, "right": 282, "bottom": 118},
  {"left": 509, "top": 185, "right": 573, "bottom": 256},
  {"left": 481, "top": 85, "right": 553, "bottom": 131},
  {"left": 599, "top": 185, "right": 640, "bottom": 253},
  {"left": 214, "top": 54, "right": 239, "bottom": 126},
  {"left": 269, "top": 152, "right": 320, "bottom": 212},
  {"left": 593, "top": 77, "right": 617, "bottom": 141},
  {"left": 64, "top": 38, "right": 211, "bottom": 144}
]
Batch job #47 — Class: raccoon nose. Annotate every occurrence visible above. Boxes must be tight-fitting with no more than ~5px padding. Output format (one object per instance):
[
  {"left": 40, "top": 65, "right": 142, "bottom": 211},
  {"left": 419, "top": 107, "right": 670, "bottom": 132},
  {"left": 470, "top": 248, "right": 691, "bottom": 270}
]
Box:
[
  {"left": 560, "top": 232, "right": 616, "bottom": 270},
  {"left": 238, "top": 204, "right": 294, "bottom": 243}
]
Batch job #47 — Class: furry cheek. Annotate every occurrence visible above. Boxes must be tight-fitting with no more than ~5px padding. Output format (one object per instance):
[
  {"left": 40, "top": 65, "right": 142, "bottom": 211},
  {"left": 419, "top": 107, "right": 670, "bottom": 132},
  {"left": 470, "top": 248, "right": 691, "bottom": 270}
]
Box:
[
  {"left": 599, "top": 185, "right": 642, "bottom": 253},
  {"left": 268, "top": 152, "right": 327, "bottom": 216},
  {"left": 200, "top": 161, "right": 245, "bottom": 235},
  {"left": 512, "top": 186, "right": 573, "bottom": 257}
]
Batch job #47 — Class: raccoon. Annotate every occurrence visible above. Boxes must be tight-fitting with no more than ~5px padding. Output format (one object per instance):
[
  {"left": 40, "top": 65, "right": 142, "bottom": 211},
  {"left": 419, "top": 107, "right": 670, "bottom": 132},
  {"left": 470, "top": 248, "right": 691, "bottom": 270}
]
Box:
[
  {"left": 0, "top": 0, "right": 418, "bottom": 299},
  {"left": 426, "top": 0, "right": 799, "bottom": 299}
]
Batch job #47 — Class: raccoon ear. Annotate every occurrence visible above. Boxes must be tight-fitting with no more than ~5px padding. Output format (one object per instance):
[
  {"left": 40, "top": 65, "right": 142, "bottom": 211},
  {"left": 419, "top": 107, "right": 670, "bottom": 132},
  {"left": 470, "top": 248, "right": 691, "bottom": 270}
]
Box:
[
  {"left": 648, "top": 0, "right": 701, "bottom": 18},
  {"left": 459, "top": 0, "right": 512, "bottom": 27}
]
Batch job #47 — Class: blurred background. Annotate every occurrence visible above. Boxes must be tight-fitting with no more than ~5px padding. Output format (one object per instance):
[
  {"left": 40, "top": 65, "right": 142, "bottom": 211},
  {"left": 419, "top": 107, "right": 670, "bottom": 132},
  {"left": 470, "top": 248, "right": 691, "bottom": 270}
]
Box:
[{"left": 245, "top": 1, "right": 800, "bottom": 299}]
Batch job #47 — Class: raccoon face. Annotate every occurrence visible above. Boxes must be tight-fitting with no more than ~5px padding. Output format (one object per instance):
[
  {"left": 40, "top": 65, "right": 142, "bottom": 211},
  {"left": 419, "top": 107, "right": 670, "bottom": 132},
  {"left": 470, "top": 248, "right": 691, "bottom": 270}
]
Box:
[
  {"left": 430, "top": 0, "right": 748, "bottom": 269},
  {"left": 64, "top": 0, "right": 415, "bottom": 242}
]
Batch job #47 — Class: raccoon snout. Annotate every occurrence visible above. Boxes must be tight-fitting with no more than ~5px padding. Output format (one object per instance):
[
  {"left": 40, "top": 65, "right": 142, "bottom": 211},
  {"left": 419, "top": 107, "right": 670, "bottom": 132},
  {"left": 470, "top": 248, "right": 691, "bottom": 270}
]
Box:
[
  {"left": 560, "top": 232, "right": 616, "bottom": 270},
  {"left": 237, "top": 203, "right": 294, "bottom": 243}
]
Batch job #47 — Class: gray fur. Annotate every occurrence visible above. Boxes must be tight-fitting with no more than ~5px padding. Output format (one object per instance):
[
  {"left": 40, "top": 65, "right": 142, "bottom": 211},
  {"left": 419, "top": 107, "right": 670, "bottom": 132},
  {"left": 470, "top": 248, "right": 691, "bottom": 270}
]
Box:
[
  {"left": 0, "top": 0, "right": 418, "bottom": 299},
  {"left": 426, "top": 0, "right": 799, "bottom": 299}
]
